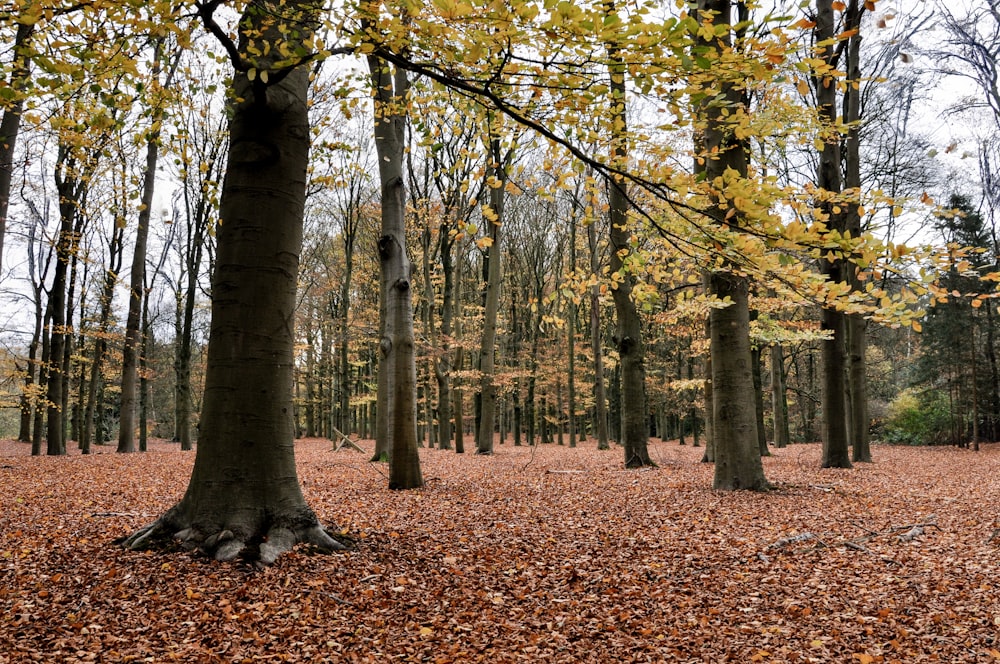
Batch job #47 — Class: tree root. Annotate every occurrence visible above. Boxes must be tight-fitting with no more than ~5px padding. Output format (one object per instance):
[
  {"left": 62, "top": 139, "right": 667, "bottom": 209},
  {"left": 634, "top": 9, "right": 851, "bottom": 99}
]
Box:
[{"left": 118, "top": 513, "right": 351, "bottom": 564}]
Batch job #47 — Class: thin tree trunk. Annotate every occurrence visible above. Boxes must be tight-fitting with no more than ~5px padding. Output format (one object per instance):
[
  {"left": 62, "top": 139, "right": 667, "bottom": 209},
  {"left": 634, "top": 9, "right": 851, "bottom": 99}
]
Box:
[
  {"left": 82, "top": 224, "right": 124, "bottom": 454},
  {"left": 453, "top": 254, "right": 466, "bottom": 453},
  {"left": 46, "top": 147, "right": 85, "bottom": 457},
  {"left": 752, "top": 345, "right": 769, "bottom": 456},
  {"left": 476, "top": 135, "right": 506, "bottom": 455},
  {"left": 0, "top": 21, "right": 34, "bottom": 277},
  {"left": 588, "top": 221, "right": 610, "bottom": 450},
  {"left": 771, "top": 344, "right": 790, "bottom": 449},
  {"left": 567, "top": 209, "right": 577, "bottom": 448},
  {"left": 120, "top": 44, "right": 171, "bottom": 453},
  {"left": 843, "top": 0, "right": 870, "bottom": 463}
]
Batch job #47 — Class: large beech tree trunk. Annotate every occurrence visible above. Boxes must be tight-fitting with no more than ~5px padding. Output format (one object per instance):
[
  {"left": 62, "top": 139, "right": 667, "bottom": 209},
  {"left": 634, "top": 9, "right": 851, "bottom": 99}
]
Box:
[
  {"left": 815, "top": 0, "right": 852, "bottom": 469},
  {"left": 123, "top": 0, "right": 344, "bottom": 563},
  {"left": 606, "top": 11, "right": 651, "bottom": 468},
  {"left": 368, "top": 54, "right": 423, "bottom": 489},
  {"left": 695, "top": 0, "right": 768, "bottom": 489}
]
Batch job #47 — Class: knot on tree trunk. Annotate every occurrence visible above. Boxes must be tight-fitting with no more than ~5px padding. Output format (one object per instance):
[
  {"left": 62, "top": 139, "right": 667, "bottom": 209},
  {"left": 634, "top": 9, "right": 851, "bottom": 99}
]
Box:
[
  {"left": 378, "top": 235, "right": 395, "bottom": 260},
  {"left": 394, "top": 278, "right": 410, "bottom": 292}
]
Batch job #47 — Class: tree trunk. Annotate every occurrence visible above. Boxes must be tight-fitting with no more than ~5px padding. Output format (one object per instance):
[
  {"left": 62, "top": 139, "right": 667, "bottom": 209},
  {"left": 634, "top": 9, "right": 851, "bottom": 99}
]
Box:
[
  {"left": 18, "top": 276, "right": 45, "bottom": 444},
  {"left": 588, "top": 221, "right": 610, "bottom": 450},
  {"left": 607, "top": 14, "right": 651, "bottom": 468},
  {"left": 123, "top": 0, "right": 345, "bottom": 563},
  {"left": 33, "top": 316, "right": 50, "bottom": 456},
  {"left": 567, "top": 210, "right": 577, "bottom": 448},
  {"left": 695, "top": 0, "right": 767, "bottom": 488},
  {"left": 435, "top": 226, "right": 455, "bottom": 450},
  {"left": 752, "top": 345, "right": 769, "bottom": 456},
  {"left": 452, "top": 254, "right": 466, "bottom": 454},
  {"left": 984, "top": 305, "right": 1000, "bottom": 441},
  {"left": 709, "top": 274, "right": 768, "bottom": 489},
  {"left": 770, "top": 344, "right": 790, "bottom": 449},
  {"left": 843, "top": 0, "right": 870, "bottom": 463},
  {"left": 476, "top": 135, "right": 506, "bottom": 455},
  {"left": 82, "top": 223, "right": 124, "bottom": 454},
  {"left": 815, "top": 0, "right": 852, "bottom": 469},
  {"left": 368, "top": 55, "right": 423, "bottom": 489},
  {"left": 119, "top": 59, "right": 164, "bottom": 453},
  {"left": 0, "top": 21, "right": 34, "bottom": 277},
  {"left": 46, "top": 148, "right": 83, "bottom": 457}
]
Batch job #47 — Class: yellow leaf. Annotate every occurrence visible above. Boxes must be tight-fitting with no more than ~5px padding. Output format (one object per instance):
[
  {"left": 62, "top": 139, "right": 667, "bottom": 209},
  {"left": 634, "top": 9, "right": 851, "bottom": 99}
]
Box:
[
  {"left": 419, "top": 626, "right": 434, "bottom": 636},
  {"left": 911, "top": 321, "right": 922, "bottom": 333}
]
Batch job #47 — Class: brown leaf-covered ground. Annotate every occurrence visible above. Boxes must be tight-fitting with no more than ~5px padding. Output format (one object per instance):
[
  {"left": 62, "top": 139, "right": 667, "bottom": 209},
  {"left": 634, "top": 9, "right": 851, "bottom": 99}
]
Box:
[{"left": 1, "top": 437, "right": 998, "bottom": 663}]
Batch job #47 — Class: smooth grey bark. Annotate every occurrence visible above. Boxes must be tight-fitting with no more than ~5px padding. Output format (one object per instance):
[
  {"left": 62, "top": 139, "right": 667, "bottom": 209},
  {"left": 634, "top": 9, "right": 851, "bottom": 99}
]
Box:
[
  {"left": 367, "top": 54, "right": 423, "bottom": 489},
  {"left": 123, "top": 0, "right": 345, "bottom": 563},
  {"left": 607, "top": 23, "right": 651, "bottom": 468},
  {"left": 695, "top": 0, "right": 768, "bottom": 489},
  {"left": 476, "top": 135, "right": 506, "bottom": 455}
]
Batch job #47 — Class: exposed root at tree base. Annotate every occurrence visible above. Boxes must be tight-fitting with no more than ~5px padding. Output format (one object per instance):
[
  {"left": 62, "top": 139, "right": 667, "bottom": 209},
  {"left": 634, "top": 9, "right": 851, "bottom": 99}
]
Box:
[{"left": 117, "top": 515, "right": 353, "bottom": 565}]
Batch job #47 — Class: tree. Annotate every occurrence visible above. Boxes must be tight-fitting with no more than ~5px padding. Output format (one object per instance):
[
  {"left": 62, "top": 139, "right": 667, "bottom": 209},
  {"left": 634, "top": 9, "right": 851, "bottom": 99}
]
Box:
[
  {"left": 367, "top": 45, "right": 423, "bottom": 488},
  {"left": 814, "top": 0, "right": 852, "bottom": 469},
  {"left": 169, "top": 59, "right": 225, "bottom": 452},
  {"left": 123, "top": 0, "right": 346, "bottom": 562},
  {"left": 694, "top": 0, "right": 768, "bottom": 490},
  {"left": 917, "top": 194, "right": 994, "bottom": 448},
  {"left": 606, "top": 1, "right": 651, "bottom": 468},
  {"left": 476, "top": 124, "right": 508, "bottom": 456},
  {"left": 118, "top": 39, "right": 180, "bottom": 453}
]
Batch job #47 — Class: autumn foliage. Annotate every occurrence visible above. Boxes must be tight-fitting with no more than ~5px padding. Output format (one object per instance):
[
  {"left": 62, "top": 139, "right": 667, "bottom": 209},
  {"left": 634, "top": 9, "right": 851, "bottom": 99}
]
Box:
[{"left": 1, "top": 438, "right": 998, "bottom": 662}]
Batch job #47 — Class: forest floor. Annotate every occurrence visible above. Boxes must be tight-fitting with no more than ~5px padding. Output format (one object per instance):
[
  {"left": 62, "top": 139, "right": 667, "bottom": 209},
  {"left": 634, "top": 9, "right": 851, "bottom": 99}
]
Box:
[{"left": 0, "top": 436, "right": 998, "bottom": 663}]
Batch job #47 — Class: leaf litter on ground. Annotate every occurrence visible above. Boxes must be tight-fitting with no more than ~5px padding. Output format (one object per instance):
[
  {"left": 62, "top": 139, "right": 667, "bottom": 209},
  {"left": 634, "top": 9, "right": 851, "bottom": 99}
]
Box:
[{"left": 0, "top": 437, "right": 998, "bottom": 663}]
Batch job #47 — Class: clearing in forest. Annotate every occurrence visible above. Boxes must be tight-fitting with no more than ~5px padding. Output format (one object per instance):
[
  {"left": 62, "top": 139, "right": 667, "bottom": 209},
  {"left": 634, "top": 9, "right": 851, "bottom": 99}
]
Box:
[{"left": 0, "top": 438, "right": 998, "bottom": 663}]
